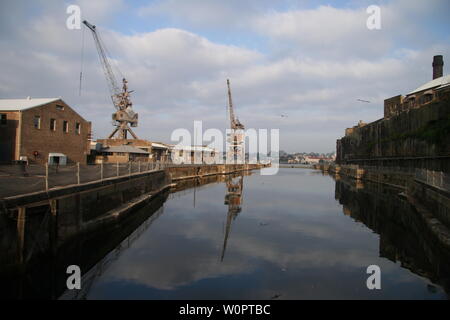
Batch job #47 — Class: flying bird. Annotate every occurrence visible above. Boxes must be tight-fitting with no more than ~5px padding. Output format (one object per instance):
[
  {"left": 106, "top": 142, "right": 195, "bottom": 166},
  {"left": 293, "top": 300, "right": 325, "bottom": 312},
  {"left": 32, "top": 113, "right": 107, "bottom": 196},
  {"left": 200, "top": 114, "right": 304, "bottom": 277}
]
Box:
[{"left": 357, "top": 99, "right": 371, "bottom": 103}]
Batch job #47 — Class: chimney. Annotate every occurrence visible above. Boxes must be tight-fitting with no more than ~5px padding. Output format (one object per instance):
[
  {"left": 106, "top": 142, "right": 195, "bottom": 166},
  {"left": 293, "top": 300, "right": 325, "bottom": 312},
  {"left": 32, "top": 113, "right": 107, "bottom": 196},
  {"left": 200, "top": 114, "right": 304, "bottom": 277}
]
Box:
[{"left": 432, "top": 55, "right": 443, "bottom": 80}]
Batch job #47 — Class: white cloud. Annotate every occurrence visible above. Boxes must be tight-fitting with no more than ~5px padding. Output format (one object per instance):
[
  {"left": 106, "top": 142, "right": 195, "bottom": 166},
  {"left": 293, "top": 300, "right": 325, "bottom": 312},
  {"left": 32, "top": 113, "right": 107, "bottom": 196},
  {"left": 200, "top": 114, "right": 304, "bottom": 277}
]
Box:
[{"left": 0, "top": 1, "right": 449, "bottom": 153}]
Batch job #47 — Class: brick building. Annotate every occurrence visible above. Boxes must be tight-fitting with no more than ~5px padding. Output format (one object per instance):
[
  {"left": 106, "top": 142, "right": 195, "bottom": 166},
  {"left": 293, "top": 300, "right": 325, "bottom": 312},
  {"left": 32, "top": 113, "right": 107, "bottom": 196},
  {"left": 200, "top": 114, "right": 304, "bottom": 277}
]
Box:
[
  {"left": 0, "top": 98, "right": 91, "bottom": 164},
  {"left": 91, "top": 144, "right": 150, "bottom": 163},
  {"left": 384, "top": 55, "right": 449, "bottom": 119},
  {"left": 94, "top": 138, "right": 152, "bottom": 163}
]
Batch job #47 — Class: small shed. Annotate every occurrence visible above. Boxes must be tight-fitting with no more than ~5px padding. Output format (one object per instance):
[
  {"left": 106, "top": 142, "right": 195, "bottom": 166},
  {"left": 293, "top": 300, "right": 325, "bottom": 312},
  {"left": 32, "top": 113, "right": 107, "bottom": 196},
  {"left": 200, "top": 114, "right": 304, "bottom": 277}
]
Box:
[{"left": 48, "top": 152, "right": 67, "bottom": 165}]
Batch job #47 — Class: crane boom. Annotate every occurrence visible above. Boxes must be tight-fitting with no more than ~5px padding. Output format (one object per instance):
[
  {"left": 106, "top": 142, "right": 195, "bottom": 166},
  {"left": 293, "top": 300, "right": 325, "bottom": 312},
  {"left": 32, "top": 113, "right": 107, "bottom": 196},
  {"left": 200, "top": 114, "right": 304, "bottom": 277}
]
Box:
[
  {"left": 227, "top": 79, "right": 236, "bottom": 129},
  {"left": 226, "top": 79, "right": 245, "bottom": 163},
  {"left": 83, "top": 20, "right": 138, "bottom": 139},
  {"left": 83, "top": 20, "right": 120, "bottom": 110},
  {"left": 227, "top": 79, "right": 244, "bottom": 130}
]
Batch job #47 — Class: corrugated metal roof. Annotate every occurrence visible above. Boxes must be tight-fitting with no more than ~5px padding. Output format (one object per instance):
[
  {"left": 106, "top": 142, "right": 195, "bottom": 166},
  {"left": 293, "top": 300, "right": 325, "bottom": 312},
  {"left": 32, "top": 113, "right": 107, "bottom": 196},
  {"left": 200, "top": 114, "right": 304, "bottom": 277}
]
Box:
[
  {"left": 408, "top": 74, "right": 450, "bottom": 95},
  {"left": 104, "top": 145, "right": 149, "bottom": 154},
  {"left": 0, "top": 98, "right": 60, "bottom": 111},
  {"left": 151, "top": 142, "right": 169, "bottom": 149}
]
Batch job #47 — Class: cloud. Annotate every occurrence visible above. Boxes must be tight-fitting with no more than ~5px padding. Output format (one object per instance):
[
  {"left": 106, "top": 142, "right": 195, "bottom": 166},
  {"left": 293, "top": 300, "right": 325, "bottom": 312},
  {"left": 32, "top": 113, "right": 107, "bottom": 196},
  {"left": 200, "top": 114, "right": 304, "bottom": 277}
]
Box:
[
  {"left": 138, "top": 0, "right": 277, "bottom": 30},
  {"left": 0, "top": 1, "right": 449, "bottom": 153}
]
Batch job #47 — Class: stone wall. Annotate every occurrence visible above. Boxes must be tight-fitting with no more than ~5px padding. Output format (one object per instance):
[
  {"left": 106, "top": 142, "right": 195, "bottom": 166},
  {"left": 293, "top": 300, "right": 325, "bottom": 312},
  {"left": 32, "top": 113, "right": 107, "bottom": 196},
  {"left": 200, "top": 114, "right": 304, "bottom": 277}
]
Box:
[{"left": 337, "top": 92, "right": 450, "bottom": 172}]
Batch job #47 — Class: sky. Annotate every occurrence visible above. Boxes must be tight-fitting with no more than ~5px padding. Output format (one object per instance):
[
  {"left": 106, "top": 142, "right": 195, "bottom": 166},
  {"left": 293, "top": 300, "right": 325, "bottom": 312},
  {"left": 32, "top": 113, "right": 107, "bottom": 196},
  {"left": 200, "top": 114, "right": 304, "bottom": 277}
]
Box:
[{"left": 0, "top": 0, "right": 449, "bottom": 153}]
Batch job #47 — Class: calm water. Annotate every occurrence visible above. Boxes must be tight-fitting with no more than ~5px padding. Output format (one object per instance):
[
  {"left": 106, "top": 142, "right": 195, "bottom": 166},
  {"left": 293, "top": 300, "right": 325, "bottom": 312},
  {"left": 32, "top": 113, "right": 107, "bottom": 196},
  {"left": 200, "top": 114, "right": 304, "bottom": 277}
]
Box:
[{"left": 70, "top": 168, "right": 448, "bottom": 300}]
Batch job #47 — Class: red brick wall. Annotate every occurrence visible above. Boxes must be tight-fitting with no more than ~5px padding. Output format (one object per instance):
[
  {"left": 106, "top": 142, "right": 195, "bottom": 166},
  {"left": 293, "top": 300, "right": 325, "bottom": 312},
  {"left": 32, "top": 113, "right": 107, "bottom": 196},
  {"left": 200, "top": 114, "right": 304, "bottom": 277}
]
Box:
[
  {"left": 0, "top": 111, "right": 21, "bottom": 162},
  {"left": 18, "top": 100, "right": 91, "bottom": 164}
]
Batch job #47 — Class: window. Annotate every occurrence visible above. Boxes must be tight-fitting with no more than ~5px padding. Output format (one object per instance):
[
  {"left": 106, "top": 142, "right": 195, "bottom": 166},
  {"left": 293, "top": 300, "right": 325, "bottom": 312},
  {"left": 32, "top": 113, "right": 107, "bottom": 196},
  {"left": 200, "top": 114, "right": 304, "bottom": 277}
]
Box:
[
  {"left": 56, "top": 105, "right": 64, "bottom": 111},
  {"left": 421, "top": 94, "right": 433, "bottom": 105},
  {"left": 50, "top": 118, "right": 56, "bottom": 131},
  {"left": 34, "top": 116, "right": 41, "bottom": 129},
  {"left": 63, "top": 120, "right": 69, "bottom": 133},
  {"left": 75, "top": 122, "right": 81, "bottom": 134},
  {"left": 179, "top": 150, "right": 183, "bottom": 156},
  {"left": 0, "top": 114, "right": 6, "bottom": 126}
]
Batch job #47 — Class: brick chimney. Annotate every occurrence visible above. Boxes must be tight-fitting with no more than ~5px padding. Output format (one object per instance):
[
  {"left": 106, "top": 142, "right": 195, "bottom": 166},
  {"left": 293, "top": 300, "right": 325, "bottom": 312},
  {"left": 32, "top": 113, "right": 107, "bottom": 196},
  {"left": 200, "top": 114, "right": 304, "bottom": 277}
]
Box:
[{"left": 432, "top": 55, "right": 443, "bottom": 80}]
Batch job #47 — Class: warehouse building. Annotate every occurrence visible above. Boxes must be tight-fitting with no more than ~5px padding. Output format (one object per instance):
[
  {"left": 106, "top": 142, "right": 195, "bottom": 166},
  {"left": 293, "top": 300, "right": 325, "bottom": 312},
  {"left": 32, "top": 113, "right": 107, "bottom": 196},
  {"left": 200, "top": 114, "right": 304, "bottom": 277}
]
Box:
[{"left": 0, "top": 97, "right": 91, "bottom": 164}]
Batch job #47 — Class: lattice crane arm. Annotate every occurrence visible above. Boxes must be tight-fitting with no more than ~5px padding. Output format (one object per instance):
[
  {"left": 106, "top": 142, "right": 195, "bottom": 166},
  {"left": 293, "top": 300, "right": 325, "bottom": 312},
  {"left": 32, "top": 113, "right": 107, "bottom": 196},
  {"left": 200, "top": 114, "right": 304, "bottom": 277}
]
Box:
[
  {"left": 227, "top": 79, "right": 244, "bottom": 130},
  {"left": 83, "top": 20, "right": 121, "bottom": 110},
  {"left": 227, "top": 79, "right": 236, "bottom": 129}
]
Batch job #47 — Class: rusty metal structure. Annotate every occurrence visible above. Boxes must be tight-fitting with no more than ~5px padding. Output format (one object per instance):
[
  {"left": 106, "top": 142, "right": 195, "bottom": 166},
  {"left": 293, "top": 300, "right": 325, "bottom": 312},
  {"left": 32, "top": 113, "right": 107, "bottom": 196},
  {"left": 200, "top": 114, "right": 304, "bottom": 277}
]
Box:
[
  {"left": 226, "top": 79, "right": 245, "bottom": 162},
  {"left": 83, "top": 20, "right": 138, "bottom": 140}
]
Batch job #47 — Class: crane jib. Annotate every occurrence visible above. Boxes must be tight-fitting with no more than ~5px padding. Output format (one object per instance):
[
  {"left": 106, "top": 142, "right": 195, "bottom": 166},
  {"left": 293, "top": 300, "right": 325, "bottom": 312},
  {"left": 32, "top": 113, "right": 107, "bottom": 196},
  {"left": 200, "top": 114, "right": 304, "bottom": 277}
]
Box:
[{"left": 83, "top": 19, "right": 139, "bottom": 140}]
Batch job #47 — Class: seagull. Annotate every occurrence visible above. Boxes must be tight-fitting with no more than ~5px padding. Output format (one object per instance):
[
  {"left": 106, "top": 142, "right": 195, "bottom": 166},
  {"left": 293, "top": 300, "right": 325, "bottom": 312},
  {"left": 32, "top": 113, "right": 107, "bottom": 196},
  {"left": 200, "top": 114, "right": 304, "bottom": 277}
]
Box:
[
  {"left": 280, "top": 114, "right": 288, "bottom": 118},
  {"left": 357, "top": 99, "right": 371, "bottom": 103}
]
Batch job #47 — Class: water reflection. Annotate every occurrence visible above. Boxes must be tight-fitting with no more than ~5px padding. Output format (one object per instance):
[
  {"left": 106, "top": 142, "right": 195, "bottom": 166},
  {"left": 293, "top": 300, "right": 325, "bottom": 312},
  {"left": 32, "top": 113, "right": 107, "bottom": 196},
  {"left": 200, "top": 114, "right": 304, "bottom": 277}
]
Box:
[
  {"left": 334, "top": 177, "right": 450, "bottom": 294},
  {"left": 0, "top": 191, "right": 169, "bottom": 299},
  {"left": 81, "top": 169, "right": 449, "bottom": 299},
  {"left": 221, "top": 174, "right": 244, "bottom": 262},
  {"left": 1, "top": 168, "right": 449, "bottom": 299}
]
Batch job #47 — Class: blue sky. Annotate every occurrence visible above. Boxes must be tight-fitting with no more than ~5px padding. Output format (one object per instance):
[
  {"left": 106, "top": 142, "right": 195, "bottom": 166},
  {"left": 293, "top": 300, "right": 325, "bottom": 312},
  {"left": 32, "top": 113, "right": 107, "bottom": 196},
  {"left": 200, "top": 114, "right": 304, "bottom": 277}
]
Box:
[{"left": 0, "top": 0, "right": 449, "bottom": 152}]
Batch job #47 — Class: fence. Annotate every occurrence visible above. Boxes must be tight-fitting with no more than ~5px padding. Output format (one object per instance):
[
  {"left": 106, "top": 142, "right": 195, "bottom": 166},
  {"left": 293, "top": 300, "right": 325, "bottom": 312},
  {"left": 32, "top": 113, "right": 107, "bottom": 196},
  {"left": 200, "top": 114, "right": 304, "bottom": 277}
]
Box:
[
  {"left": 360, "top": 165, "right": 416, "bottom": 174},
  {"left": 0, "top": 162, "right": 165, "bottom": 199}
]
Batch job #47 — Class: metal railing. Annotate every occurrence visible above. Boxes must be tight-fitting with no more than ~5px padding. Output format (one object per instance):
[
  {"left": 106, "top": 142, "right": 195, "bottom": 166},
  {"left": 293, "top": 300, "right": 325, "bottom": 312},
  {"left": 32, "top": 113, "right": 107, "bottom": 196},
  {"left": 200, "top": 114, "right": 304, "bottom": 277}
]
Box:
[
  {"left": 360, "top": 165, "right": 416, "bottom": 174},
  {"left": 415, "top": 169, "right": 450, "bottom": 192},
  {"left": 0, "top": 162, "right": 164, "bottom": 198}
]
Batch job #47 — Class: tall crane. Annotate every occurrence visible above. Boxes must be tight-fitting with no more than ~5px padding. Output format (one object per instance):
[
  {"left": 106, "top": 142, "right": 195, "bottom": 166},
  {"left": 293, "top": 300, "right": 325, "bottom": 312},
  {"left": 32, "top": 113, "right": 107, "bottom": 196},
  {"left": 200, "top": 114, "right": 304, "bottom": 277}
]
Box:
[
  {"left": 226, "top": 79, "right": 245, "bottom": 162},
  {"left": 83, "top": 20, "right": 138, "bottom": 140}
]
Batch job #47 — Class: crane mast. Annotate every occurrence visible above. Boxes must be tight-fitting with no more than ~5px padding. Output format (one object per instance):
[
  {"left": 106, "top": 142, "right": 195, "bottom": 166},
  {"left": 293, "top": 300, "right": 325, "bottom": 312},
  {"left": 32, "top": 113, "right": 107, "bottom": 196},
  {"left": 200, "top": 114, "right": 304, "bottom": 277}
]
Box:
[
  {"left": 83, "top": 20, "right": 138, "bottom": 140},
  {"left": 226, "top": 79, "right": 245, "bottom": 162}
]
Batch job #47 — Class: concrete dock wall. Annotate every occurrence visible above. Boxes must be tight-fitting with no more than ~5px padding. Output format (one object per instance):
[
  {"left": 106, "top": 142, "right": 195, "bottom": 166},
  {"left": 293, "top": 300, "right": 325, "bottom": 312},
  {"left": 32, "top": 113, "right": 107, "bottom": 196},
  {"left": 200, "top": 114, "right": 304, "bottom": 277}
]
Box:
[
  {"left": 0, "top": 163, "right": 266, "bottom": 272},
  {"left": 168, "top": 163, "right": 264, "bottom": 181}
]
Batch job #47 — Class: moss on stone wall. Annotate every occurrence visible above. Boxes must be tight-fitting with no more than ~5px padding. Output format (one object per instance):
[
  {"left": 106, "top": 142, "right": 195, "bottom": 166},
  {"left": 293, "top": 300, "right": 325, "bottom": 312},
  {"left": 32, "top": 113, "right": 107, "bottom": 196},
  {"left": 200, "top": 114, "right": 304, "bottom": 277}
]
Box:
[
  {"left": 365, "top": 115, "right": 450, "bottom": 150},
  {"left": 341, "top": 93, "right": 450, "bottom": 160}
]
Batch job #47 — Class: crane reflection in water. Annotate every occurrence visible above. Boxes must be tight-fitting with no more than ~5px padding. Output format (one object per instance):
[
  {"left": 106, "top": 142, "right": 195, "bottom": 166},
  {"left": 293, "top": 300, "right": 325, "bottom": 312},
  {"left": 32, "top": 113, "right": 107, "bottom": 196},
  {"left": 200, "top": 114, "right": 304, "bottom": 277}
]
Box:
[{"left": 220, "top": 173, "right": 244, "bottom": 262}]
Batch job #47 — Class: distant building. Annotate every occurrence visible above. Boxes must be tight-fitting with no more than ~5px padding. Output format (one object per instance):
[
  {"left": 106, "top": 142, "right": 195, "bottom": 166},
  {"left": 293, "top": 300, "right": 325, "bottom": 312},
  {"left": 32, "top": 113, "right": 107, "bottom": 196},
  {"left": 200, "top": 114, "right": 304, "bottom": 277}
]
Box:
[
  {"left": 0, "top": 97, "right": 91, "bottom": 164},
  {"left": 304, "top": 156, "right": 324, "bottom": 164},
  {"left": 336, "top": 55, "right": 450, "bottom": 168},
  {"left": 384, "top": 55, "right": 449, "bottom": 119},
  {"left": 151, "top": 142, "right": 170, "bottom": 162},
  {"left": 94, "top": 138, "right": 152, "bottom": 163},
  {"left": 344, "top": 120, "right": 367, "bottom": 137},
  {"left": 91, "top": 143, "right": 150, "bottom": 163},
  {"left": 93, "top": 139, "right": 172, "bottom": 163},
  {"left": 169, "top": 145, "right": 217, "bottom": 164}
]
